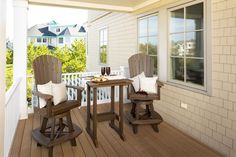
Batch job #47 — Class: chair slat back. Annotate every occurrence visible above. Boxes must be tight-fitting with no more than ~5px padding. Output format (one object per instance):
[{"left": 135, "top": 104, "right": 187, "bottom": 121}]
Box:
[
  {"left": 33, "top": 55, "right": 62, "bottom": 85},
  {"left": 128, "top": 53, "right": 154, "bottom": 77}
]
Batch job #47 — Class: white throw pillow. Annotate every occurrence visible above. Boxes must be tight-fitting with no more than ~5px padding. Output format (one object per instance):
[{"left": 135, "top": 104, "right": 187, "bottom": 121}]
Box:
[
  {"left": 140, "top": 76, "right": 158, "bottom": 94},
  {"left": 130, "top": 72, "right": 145, "bottom": 92},
  {"left": 52, "top": 82, "right": 67, "bottom": 105},
  {"left": 37, "top": 81, "right": 52, "bottom": 108}
]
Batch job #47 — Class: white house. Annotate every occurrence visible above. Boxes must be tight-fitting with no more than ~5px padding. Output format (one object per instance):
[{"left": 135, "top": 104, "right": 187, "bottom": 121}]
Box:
[{"left": 28, "top": 21, "right": 86, "bottom": 48}]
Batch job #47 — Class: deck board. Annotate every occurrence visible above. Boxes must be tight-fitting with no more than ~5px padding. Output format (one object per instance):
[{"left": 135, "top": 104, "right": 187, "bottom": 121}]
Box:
[{"left": 10, "top": 103, "right": 224, "bottom": 157}]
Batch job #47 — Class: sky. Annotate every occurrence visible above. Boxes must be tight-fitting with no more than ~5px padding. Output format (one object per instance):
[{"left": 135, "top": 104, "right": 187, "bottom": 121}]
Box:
[{"left": 6, "top": 2, "right": 88, "bottom": 40}]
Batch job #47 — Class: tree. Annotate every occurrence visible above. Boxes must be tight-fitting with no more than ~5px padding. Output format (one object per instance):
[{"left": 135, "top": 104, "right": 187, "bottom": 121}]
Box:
[
  {"left": 27, "top": 42, "right": 51, "bottom": 74},
  {"left": 6, "top": 48, "right": 13, "bottom": 64},
  {"left": 53, "top": 40, "right": 86, "bottom": 73},
  {"left": 6, "top": 39, "right": 87, "bottom": 100}
]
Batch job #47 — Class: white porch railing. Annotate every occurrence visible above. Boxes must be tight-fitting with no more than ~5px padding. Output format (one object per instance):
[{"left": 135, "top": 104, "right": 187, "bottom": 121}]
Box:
[
  {"left": 62, "top": 70, "right": 122, "bottom": 106},
  {"left": 5, "top": 77, "right": 21, "bottom": 157},
  {"left": 30, "top": 69, "right": 129, "bottom": 107}
]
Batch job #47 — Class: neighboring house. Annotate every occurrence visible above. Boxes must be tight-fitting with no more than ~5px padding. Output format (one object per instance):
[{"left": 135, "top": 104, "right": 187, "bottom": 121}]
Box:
[
  {"left": 6, "top": 40, "right": 13, "bottom": 50},
  {"left": 28, "top": 21, "right": 86, "bottom": 48},
  {"left": 87, "top": 1, "right": 236, "bottom": 157}
]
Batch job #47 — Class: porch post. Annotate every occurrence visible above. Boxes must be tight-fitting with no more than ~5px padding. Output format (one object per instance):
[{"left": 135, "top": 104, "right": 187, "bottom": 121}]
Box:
[
  {"left": 13, "top": 0, "right": 28, "bottom": 119},
  {"left": 0, "top": 0, "right": 6, "bottom": 156}
]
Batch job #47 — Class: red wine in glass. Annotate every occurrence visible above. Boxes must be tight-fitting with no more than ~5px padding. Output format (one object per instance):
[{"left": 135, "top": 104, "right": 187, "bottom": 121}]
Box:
[
  {"left": 106, "top": 67, "right": 111, "bottom": 76},
  {"left": 101, "top": 67, "right": 105, "bottom": 76}
]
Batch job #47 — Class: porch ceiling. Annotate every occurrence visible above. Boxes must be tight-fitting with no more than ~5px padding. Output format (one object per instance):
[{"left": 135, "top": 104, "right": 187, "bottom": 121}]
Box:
[{"left": 28, "top": 0, "right": 161, "bottom": 12}]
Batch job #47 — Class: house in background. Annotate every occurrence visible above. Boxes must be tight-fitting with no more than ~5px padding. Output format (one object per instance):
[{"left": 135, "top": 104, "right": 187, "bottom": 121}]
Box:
[{"left": 27, "top": 20, "right": 86, "bottom": 48}]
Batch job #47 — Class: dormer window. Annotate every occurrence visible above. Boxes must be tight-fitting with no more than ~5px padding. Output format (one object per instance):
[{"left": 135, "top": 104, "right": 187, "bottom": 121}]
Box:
[{"left": 56, "top": 28, "right": 60, "bottom": 32}]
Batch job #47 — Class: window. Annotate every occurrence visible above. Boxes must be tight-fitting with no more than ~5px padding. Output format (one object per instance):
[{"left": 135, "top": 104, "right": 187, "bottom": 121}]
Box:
[
  {"left": 30, "top": 38, "right": 35, "bottom": 43},
  {"left": 56, "top": 28, "right": 60, "bottom": 32},
  {"left": 37, "top": 38, "right": 41, "bottom": 43},
  {"left": 168, "top": 2, "right": 205, "bottom": 89},
  {"left": 65, "top": 37, "right": 70, "bottom": 43},
  {"left": 138, "top": 14, "right": 158, "bottom": 75},
  {"left": 48, "top": 38, "right": 52, "bottom": 44},
  {"left": 99, "top": 28, "right": 108, "bottom": 64},
  {"left": 43, "top": 38, "right": 47, "bottom": 43},
  {"left": 59, "top": 38, "right": 63, "bottom": 44}
]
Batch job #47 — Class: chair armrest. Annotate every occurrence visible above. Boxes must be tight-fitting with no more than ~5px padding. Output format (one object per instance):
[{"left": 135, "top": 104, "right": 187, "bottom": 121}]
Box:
[
  {"left": 156, "top": 80, "right": 164, "bottom": 87},
  {"left": 33, "top": 91, "right": 53, "bottom": 101},
  {"left": 66, "top": 85, "right": 84, "bottom": 92}
]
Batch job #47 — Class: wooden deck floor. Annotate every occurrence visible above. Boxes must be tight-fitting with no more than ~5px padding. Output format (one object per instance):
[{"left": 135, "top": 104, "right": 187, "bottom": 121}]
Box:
[{"left": 9, "top": 103, "right": 223, "bottom": 157}]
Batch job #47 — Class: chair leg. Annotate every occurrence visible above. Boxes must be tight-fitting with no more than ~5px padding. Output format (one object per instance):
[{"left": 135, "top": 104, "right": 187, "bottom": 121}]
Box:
[
  {"left": 131, "top": 103, "right": 136, "bottom": 118},
  {"left": 37, "top": 143, "right": 42, "bottom": 147},
  {"left": 146, "top": 105, "right": 151, "bottom": 117},
  {"left": 149, "top": 103, "right": 155, "bottom": 119},
  {"left": 132, "top": 125, "right": 138, "bottom": 134},
  {"left": 50, "top": 117, "right": 55, "bottom": 140},
  {"left": 151, "top": 124, "right": 159, "bottom": 132},
  {"left": 66, "top": 112, "right": 77, "bottom": 146},
  {"left": 49, "top": 147, "right": 53, "bottom": 157},
  {"left": 150, "top": 103, "right": 159, "bottom": 132},
  {"left": 135, "top": 105, "right": 140, "bottom": 120},
  {"left": 40, "top": 117, "right": 48, "bottom": 133}
]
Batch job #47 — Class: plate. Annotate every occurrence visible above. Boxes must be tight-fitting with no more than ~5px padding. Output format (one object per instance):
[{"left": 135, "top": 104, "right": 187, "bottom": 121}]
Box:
[{"left": 91, "top": 77, "right": 108, "bottom": 83}]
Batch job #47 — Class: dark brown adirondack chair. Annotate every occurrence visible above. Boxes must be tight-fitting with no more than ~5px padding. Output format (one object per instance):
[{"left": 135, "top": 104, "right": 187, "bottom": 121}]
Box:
[
  {"left": 127, "top": 53, "right": 164, "bottom": 133},
  {"left": 32, "top": 55, "right": 83, "bottom": 157}
]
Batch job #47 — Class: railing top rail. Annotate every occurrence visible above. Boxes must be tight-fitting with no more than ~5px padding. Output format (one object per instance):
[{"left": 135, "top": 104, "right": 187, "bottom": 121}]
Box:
[
  {"left": 27, "top": 70, "right": 122, "bottom": 78},
  {"left": 5, "top": 77, "right": 22, "bottom": 106}
]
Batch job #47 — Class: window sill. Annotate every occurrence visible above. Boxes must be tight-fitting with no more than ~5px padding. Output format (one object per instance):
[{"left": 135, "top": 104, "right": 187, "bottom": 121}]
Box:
[{"left": 164, "top": 81, "right": 211, "bottom": 96}]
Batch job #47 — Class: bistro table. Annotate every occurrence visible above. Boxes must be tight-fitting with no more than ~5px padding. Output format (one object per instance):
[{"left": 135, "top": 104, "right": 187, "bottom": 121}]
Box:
[{"left": 86, "top": 79, "right": 132, "bottom": 147}]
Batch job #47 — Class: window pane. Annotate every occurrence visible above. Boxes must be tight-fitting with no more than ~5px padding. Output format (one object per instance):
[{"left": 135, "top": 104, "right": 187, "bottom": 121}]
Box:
[
  {"left": 100, "top": 47, "right": 107, "bottom": 64},
  {"left": 170, "top": 8, "right": 184, "bottom": 33},
  {"left": 148, "top": 37, "right": 157, "bottom": 55},
  {"left": 170, "top": 33, "right": 184, "bottom": 56},
  {"left": 100, "top": 30, "right": 104, "bottom": 43},
  {"left": 151, "top": 56, "right": 158, "bottom": 75},
  {"left": 59, "top": 38, "right": 63, "bottom": 44},
  {"left": 171, "top": 57, "right": 184, "bottom": 81},
  {"left": 103, "top": 29, "right": 108, "bottom": 42},
  {"left": 139, "top": 19, "right": 147, "bottom": 37},
  {"left": 37, "top": 38, "right": 41, "bottom": 43},
  {"left": 186, "top": 3, "right": 204, "bottom": 31},
  {"left": 186, "top": 31, "right": 204, "bottom": 57},
  {"left": 148, "top": 16, "right": 158, "bottom": 36},
  {"left": 186, "top": 58, "right": 204, "bottom": 85},
  {"left": 138, "top": 37, "right": 147, "bottom": 54}
]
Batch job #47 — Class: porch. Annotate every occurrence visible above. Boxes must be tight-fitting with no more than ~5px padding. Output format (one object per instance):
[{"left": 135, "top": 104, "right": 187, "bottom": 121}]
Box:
[
  {"left": 10, "top": 103, "right": 223, "bottom": 157},
  {"left": 1, "top": 0, "right": 236, "bottom": 157}
]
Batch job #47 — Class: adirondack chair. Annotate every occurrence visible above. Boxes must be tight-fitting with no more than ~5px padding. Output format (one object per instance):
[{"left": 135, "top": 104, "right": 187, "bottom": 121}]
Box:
[
  {"left": 32, "top": 55, "right": 83, "bottom": 157},
  {"left": 127, "top": 53, "right": 164, "bottom": 133}
]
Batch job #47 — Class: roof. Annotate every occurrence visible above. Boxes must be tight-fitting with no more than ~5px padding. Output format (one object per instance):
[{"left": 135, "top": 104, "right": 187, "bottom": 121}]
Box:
[
  {"left": 79, "top": 26, "right": 86, "bottom": 33},
  {"left": 28, "top": 25, "right": 57, "bottom": 37},
  {"left": 28, "top": 21, "right": 86, "bottom": 38},
  {"left": 38, "top": 27, "right": 57, "bottom": 36}
]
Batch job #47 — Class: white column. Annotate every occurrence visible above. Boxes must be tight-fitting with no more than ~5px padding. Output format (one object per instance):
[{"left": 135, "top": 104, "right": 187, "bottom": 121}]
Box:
[
  {"left": 0, "top": 0, "right": 6, "bottom": 156},
  {"left": 13, "top": 0, "right": 28, "bottom": 119}
]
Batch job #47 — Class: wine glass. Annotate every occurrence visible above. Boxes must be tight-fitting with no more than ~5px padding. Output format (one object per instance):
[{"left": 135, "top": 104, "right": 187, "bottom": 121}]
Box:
[
  {"left": 106, "top": 67, "right": 111, "bottom": 76},
  {"left": 101, "top": 67, "right": 105, "bottom": 76}
]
